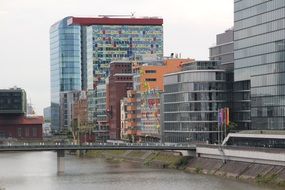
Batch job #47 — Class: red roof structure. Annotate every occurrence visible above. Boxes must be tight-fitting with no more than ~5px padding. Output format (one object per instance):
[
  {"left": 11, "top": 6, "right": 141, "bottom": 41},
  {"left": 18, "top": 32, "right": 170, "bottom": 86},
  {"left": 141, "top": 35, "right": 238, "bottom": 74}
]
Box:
[{"left": 69, "top": 17, "right": 163, "bottom": 26}]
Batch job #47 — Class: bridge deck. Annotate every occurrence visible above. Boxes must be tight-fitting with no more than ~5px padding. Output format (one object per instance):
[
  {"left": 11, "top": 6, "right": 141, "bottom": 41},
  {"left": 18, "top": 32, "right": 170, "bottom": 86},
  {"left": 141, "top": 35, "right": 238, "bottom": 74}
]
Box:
[{"left": 0, "top": 143, "right": 196, "bottom": 152}]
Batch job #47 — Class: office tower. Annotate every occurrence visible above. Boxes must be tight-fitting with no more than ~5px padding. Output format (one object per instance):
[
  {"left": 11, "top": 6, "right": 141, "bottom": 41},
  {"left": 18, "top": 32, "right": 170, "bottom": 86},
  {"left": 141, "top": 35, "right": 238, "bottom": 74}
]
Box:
[
  {"left": 43, "top": 106, "right": 51, "bottom": 122},
  {"left": 50, "top": 16, "right": 163, "bottom": 132},
  {"left": 210, "top": 29, "right": 251, "bottom": 130},
  {"left": 234, "top": 0, "right": 285, "bottom": 130},
  {"left": 210, "top": 29, "right": 234, "bottom": 71}
]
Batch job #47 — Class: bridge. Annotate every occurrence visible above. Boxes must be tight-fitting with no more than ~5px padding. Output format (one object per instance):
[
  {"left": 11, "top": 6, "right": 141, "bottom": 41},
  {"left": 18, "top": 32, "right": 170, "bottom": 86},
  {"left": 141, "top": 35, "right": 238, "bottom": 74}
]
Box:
[{"left": 0, "top": 143, "right": 196, "bottom": 174}]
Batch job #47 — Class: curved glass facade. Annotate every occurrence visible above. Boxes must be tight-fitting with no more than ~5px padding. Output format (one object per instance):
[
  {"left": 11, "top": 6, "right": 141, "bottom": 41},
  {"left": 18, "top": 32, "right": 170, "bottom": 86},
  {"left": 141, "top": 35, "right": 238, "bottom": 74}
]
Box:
[
  {"left": 162, "top": 61, "right": 229, "bottom": 143},
  {"left": 234, "top": 0, "right": 285, "bottom": 130}
]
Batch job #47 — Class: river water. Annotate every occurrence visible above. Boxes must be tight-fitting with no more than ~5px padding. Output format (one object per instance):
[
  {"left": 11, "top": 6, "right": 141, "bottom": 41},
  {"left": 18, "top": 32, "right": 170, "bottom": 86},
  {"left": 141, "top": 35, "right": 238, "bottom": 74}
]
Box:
[{"left": 0, "top": 152, "right": 277, "bottom": 190}]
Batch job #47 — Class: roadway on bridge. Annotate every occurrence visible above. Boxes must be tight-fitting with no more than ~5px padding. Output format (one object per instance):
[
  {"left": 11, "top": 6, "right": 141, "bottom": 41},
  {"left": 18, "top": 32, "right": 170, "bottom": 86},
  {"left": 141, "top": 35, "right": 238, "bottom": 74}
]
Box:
[{"left": 0, "top": 143, "right": 196, "bottom": 152}]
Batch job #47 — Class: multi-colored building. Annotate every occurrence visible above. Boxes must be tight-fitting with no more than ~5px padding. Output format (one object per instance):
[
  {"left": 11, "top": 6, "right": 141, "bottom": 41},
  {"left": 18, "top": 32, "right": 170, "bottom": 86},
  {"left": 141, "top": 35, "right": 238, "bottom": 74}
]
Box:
[
  {"left": 50, "top": 16, "right": 163, "bottom": 132},
  {"left": 120, "top": 97, "right": 128, "bottom": 140},
  {"left": 122, "top": 59, "right": 193, "bottom": 142}
]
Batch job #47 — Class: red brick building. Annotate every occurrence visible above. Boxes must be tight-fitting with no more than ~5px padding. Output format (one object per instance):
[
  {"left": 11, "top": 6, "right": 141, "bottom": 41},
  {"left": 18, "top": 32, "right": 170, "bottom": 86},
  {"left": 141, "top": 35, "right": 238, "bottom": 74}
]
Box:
[
  {"left": 0, "top": 88, "right": 43, "bottom": 141},
  {"left": 107, "top": 61, "right": 133, "bottom": 140},
  {"left": 0, "top": 116, "right": 43, "bottom": 140}
]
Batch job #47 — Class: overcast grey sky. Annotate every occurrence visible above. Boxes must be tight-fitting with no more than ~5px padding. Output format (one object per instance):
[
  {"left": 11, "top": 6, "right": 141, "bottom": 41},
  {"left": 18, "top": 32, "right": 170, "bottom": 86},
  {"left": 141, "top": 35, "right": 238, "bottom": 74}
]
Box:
[{"left": 0, "top": 0, "right": 233, "bottom": 115}]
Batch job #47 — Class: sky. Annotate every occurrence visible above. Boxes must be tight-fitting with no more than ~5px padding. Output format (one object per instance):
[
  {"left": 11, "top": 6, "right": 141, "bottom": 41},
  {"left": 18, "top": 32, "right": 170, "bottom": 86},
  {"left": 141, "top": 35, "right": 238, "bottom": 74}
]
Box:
[{"left": 0, "top": 0, "right": 233, "bottom": 115}]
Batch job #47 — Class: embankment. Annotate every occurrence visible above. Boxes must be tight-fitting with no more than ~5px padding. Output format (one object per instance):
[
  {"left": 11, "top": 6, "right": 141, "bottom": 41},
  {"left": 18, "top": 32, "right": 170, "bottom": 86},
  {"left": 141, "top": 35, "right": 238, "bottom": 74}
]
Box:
[
  {"left": 85, "top": 149, "right": 285, "bottom": 188},
  {"left": 187, "top": 157, "right": 285, "bottom": 188},
  {"left": 85, "top": 150, "right": 188, "bottom": 169}
]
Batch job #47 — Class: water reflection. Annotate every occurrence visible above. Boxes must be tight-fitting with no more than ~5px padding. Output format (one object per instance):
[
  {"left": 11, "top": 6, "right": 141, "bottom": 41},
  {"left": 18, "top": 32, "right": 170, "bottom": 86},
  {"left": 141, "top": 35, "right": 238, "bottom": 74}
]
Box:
[{"left": 0, "top": 152, "right": 277, "bottom": 190}]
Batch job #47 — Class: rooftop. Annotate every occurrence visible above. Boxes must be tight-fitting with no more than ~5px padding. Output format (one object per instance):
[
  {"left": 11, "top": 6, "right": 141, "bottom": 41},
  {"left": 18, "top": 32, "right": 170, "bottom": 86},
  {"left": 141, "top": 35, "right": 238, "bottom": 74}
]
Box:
[{"left": 69, "top": 16, "right": 163, "bottom": 26}]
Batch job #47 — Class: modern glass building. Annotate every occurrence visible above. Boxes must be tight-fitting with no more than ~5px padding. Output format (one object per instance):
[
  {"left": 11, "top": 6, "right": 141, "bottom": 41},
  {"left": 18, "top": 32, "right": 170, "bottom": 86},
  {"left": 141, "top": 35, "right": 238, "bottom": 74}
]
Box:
[
  {"left": 210, "top": 29, "right": 251, "bottom": 130},
  {"left": 210, "top": 28, "right": 234, "bottom": 71},
  {"left": 162, "top": 61, "right": 229, "bottom": 143},
  {"left": 234, "top": 0, "right": 285, "bottom": 130},
  {"left": 0, "top": 88, "right": 27, "bottom": 115},
  {"left": 50, "top": 18, "right": 82, "bottom": 131}
]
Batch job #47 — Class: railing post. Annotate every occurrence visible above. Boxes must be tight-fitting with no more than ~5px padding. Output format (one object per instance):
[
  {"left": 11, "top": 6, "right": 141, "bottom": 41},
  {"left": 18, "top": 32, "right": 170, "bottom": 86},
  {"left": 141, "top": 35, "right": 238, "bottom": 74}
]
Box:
[{"left": 57, "top": 150, "right": 65, "bottom": 175}]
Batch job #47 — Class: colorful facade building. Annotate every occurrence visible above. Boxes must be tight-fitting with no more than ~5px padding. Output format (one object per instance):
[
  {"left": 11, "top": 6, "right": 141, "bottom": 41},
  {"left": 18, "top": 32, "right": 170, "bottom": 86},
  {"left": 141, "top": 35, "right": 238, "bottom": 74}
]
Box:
[
  {"left": 120, "top": 97, "right": 128, "bottom": 140},
  {"left": 50, "top": 16, "right": 163, "bottom": 132},
  {"left": 123, "top": 59, "right": 193, "bottom": 142},
  {"left": 124, "top": 90, "right": 137, "bottom": 141}
]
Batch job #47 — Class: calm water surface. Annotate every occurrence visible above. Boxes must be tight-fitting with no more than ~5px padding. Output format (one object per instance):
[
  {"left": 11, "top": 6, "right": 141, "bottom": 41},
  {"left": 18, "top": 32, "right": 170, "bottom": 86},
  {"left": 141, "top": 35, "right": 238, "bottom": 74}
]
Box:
[{"left": 0, "top": 152, "right": 278, "bottom": 190}]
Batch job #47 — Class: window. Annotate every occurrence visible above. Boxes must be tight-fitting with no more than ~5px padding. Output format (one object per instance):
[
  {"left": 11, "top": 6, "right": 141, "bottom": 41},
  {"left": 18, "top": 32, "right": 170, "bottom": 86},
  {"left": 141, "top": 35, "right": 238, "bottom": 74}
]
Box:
[
  {"left": 145, "top": 78, "right": 157, "bottom": 82},
  {"left": 17, "top": 128, "right": 22, "bottom": 137},
  {"left": 25, "top": 128, "right": 29, "bottom": 137},
  {"left": 145, "top": 70, "right": 156, "bottom": 74},
  {"left": 33, "top": 128, "right": 37, "bottom": 137}
]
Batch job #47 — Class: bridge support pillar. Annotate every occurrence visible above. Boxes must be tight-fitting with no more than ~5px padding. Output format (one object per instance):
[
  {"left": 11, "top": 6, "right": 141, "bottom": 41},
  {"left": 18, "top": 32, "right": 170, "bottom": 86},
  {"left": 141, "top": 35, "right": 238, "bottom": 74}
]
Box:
[
  {"left": 57, "top": 150, "right": 65, "bottom": 175},
  {"left": 179, "top": 150, "right": 196, "bottom": 157}
]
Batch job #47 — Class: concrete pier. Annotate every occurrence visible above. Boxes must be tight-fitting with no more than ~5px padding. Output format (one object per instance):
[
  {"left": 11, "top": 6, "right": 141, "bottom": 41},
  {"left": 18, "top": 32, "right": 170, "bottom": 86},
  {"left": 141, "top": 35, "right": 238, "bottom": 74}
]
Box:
[{"left": 57, "top": 150, "right": 65, "bottom": 175}]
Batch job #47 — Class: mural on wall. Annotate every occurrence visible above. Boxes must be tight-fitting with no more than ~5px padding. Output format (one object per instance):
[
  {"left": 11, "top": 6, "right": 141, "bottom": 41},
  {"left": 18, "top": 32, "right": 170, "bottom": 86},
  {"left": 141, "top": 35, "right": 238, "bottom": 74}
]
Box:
[{"left": 140, "top": 69, "right": 161, "bottom": 137}]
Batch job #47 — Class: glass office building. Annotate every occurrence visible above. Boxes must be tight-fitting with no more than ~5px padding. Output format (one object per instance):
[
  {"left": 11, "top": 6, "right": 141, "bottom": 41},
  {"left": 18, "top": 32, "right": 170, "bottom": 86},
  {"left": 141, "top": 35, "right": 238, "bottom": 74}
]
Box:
[
  {"left": 162, "top": 61, "right": 229, "bottom": 143},
  {"left": 50, "top": 17, "right": 82, "bottom": 131},
  {"left": 234, "top": 0, "right": 285, "bottom": 130},
  {"left": 210, "top": 29, "right": 251, "bottom": 130},
  {"left": 0, "top": 88, "right": 27, "bottom": 115}
]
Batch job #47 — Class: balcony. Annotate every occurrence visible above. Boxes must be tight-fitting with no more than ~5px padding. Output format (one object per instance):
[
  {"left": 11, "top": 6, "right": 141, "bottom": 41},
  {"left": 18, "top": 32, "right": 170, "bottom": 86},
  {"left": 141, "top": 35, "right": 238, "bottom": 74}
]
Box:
[
  {"left": 127, "top": 114, "right": 136, "bottom": 119},
  {"left": 127, "top": 105, "right": 136, "bottom": 111},
  {"left": 127, "top": 98, "right": 136, "bottom": 102},
  {"left": 127, "top": 129, "right": 137, "bottom": 135},
  {"left": 127, "top": 121, "right": 136, "bottom": 127}
]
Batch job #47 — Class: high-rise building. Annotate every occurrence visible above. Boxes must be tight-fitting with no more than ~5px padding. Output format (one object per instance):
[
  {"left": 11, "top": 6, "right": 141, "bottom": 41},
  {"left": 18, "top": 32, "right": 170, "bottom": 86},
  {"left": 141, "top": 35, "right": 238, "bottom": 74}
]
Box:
[
  {"left": 234, "top": 0, "right": 285, "bottom": 130},
  {"left": 43, "top": 106, "right": 51, "bottom": 122},
  {"left": 50, "top": 16, "right": 163, "bottom": 132},
  {"left": 210, "top": 28, "right": 234, "bottom": 71},
  {"left": 210, "top": 29, "right": 251, "bottom": 130}
]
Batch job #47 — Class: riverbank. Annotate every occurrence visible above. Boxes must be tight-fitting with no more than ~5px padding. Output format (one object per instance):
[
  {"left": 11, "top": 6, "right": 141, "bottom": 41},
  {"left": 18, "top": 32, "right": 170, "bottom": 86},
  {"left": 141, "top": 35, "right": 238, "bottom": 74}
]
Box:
[
  {"left": 85, "top": 150, "right": 285, "bottom": 189},
  {"left": 85, "top": 150, "right": 188, "bottom": 169}
]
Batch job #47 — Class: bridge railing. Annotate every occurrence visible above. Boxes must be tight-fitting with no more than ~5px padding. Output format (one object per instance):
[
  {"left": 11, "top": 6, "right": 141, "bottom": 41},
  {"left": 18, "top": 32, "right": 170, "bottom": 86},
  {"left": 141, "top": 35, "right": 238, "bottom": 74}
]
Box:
[{"left": 0, "top": 142, "right": 196, "bottom": 149}]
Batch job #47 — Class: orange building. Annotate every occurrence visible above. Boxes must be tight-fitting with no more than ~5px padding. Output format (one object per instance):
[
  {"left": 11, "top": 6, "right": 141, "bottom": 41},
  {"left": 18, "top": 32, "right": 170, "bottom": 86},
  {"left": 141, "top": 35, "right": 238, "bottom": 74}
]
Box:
[
  {"left": 124, "top": 58, "right": 194, "bottom": 142},
  {"left": 132, "top": 58, "right": 193, "bottom": 92}
]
